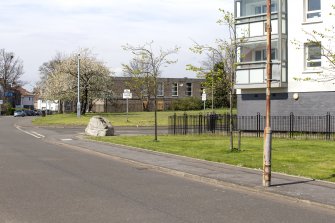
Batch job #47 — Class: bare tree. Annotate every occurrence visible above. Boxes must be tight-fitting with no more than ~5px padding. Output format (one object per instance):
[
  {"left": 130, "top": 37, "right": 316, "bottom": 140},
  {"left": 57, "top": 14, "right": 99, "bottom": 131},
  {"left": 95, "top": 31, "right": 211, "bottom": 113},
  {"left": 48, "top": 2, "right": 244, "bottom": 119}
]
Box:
[
  {"left": 122, "top": 54, "right": 155, "bottom": 111},
  {"left": 122, "top": 42, "right": 179, "bottom": 141},
  {"left": 188, "top": 9, "right": 245, "bottom": 151},
  {"left": 0, "top": 49, "right": 24, "bottom": 102}
]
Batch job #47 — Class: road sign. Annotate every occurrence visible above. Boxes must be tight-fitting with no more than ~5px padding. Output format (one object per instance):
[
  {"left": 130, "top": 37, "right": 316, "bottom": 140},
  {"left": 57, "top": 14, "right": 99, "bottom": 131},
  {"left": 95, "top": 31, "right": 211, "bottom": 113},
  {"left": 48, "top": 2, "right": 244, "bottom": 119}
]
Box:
[
  {"left": 202, "top": 93, "right": 206, "bottom": 101},
  {"left": 123, "top": 89, "right": 132, "bottom": 99},
  {"left": 123, "top": 92, "right": 132, "bottom": 99},
  {"left": 5, "top": 92, "right": 13, "bottom": 97}
]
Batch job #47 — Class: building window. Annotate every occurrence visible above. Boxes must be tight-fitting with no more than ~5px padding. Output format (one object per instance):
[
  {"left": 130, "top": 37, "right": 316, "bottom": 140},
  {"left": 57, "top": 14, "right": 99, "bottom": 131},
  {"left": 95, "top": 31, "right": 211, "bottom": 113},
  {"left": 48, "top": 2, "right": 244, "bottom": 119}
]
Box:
[
  {"left": 306, "top": 0, "right": 321, "bottom": 20},
  {"left": 157, "top": 82, "right": 164, "bottom": 96},
  {"left": 171, "top": 83, "right": 178, "bottom": 96},
  {"left": 255, "top": 50, "right": 263, "bottom": 61},
  {"left": 186, "top": 83, "right": 192, "bottom": 96},
  {"left": 255, "top": 3, "right": 277, "bottom": 15},
  {"left": 237, "top": 0, "right": 277, "bottom": 17},
  {"left": 305, "top": 42, "right": 322, "bottom": 68},
  {"left": 255, "top": 49, "right": 277, "bottom": 61}
]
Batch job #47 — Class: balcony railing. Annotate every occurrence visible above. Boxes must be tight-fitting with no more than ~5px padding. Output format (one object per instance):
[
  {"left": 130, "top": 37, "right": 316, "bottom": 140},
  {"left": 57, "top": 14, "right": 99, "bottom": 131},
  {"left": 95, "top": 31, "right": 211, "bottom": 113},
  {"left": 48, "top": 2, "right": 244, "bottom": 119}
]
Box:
[{"left": 235, "top": 61, "right": 286, "bottom": 88}]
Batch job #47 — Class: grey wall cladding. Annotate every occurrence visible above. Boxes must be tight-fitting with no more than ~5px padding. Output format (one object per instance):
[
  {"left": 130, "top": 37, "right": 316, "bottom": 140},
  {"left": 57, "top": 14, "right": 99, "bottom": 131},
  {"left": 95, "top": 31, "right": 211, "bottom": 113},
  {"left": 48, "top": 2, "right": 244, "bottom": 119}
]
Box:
[{"left": 237, "top": 92, "right": 335, "bottom": 116}]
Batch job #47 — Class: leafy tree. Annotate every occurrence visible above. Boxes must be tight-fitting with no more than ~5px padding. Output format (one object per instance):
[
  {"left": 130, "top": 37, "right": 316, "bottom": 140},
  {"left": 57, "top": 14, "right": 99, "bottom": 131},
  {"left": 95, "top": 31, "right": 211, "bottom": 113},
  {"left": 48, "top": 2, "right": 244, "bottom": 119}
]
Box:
[
  {"left": 36, "top": 53, "right": 65, "bottom": 112},
  {"left": 122, "top": 41, "right": 179, "bottom": 141},
  {"left": 37, "top": 49, "right": 113, "bottom": 115}
]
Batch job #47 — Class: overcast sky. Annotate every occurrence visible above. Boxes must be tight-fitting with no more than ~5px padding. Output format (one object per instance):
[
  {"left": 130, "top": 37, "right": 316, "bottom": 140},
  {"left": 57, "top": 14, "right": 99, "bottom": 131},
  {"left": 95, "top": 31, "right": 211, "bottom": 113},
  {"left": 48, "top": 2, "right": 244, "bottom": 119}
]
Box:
[{"left": 0, "top": 0, "right": 233, "bottom": 91}]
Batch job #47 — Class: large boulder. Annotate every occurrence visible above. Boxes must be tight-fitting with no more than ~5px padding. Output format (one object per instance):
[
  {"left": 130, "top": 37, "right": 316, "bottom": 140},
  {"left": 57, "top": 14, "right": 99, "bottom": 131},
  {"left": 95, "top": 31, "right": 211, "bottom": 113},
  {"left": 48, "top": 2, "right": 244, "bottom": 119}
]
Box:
[{"left": 85, "top": 116, "right": 114, "bottom": 136}]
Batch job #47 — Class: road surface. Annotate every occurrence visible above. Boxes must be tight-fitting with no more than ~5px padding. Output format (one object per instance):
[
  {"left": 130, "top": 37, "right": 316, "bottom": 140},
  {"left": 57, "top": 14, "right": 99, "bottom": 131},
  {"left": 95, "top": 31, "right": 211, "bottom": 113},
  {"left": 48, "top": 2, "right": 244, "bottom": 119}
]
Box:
[{"left": 0, "top": 116, "right": 334, "bottom": 222}]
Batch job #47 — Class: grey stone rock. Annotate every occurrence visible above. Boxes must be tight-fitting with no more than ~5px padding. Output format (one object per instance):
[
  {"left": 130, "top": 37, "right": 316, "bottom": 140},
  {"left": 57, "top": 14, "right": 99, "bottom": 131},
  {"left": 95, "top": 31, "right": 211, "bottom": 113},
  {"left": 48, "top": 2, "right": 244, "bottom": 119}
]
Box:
[{"left": 85, "top": 116, "right": 114, "bottom": 136}]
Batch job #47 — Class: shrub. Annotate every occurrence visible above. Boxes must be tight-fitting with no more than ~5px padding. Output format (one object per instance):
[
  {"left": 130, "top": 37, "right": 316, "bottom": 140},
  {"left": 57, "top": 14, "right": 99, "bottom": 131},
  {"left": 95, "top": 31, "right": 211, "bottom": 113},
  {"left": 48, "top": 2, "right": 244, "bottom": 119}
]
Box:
[{"left": 171, "top": 97, "right": 202, "bottom": 111}]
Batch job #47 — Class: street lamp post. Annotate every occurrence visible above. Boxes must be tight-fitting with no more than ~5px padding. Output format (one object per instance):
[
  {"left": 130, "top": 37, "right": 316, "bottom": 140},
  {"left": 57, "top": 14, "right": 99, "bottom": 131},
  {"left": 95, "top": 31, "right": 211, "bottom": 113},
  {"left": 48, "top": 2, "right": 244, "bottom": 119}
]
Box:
[
  {"left": 154, "top": 74, "right": 158, "bottom": 142},
  {"left": 77, "top": 54, "right": 81, "bottom": 118},
  {"left": 211, "top": 52, "right": 215, "bottom": 112},
  {"left": 263, "top": 0, "right": 273, "bottom": 187}
]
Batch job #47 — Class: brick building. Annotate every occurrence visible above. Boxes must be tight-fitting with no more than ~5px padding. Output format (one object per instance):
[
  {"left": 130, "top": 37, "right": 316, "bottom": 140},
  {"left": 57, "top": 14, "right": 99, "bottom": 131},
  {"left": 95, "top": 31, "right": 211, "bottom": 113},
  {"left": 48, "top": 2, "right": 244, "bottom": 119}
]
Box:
[{"left": 92, "top": 77, "right": 204, "bottom": 112}]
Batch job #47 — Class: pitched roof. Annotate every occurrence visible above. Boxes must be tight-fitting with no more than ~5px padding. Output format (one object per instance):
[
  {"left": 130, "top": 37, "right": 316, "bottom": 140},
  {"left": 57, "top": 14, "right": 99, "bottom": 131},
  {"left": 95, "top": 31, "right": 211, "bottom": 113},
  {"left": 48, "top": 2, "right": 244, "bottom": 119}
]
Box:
[{"left": 16, "top": 86, "right": 34, "bottom": 96}]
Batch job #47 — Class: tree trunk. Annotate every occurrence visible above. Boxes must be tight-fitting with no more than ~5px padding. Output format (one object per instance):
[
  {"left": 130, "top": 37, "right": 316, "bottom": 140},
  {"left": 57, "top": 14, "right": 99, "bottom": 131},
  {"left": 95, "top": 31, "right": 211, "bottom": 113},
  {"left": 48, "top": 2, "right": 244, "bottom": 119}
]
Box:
[
  {"left": 81, "top": 88, "right": 89, "bottom": 115},
  {"left": 59, "top": 100, "right": 63, "bottom": 114}
]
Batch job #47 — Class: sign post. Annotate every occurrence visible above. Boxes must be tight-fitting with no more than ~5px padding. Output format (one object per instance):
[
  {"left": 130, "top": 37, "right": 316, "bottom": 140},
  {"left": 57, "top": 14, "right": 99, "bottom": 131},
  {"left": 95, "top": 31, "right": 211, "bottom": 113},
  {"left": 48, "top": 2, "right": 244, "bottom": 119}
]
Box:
[
  {"left": 201, "top": 89, "right": 206, "bottom": 114},
  {"left": 0, "top": 100, "right": 3, "bottom": 116},
  {"left": 123, "top": 89, "right": 132, "bottom": 122}
]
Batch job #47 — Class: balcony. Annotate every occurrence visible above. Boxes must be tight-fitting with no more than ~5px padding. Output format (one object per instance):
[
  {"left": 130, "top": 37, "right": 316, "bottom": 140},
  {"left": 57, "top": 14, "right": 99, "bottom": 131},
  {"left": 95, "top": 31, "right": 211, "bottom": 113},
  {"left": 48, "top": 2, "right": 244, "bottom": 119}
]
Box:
[
  {"left": 235, "top": 61, "right": 287, "bottom": 89},
  {"left": 235, "top": 0, "right": 287, "bottom": 18}
]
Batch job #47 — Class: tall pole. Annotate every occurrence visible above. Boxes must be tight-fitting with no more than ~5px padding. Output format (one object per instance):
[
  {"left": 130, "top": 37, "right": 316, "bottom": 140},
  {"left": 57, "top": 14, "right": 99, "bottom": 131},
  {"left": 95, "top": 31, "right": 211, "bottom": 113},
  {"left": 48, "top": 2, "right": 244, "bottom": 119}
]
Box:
[
  {"left": 126, "top": 98, "right": 129, "bottom": 122},
  {"left": 263, "top": 0, "right": 272, "bottom": 187},
  {"left": 211, "top": 52, "right": 214, "bottom": 112},
  {"left": 154, "top": 75, "right": 158, "bottom": 142},
  {"left": 77, "top": 54, "right": 81, "bottom": 118}
]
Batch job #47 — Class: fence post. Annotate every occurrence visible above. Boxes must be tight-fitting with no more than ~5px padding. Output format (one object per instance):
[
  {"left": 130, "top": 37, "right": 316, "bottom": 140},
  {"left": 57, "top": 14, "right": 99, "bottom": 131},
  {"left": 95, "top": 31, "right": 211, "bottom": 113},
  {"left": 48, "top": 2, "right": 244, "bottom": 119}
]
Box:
[
  {"left": 238, "top": 130, "right": 241, "bottom": 151},
  {"left": 257, "top": 112, "right": 261, "bottom": 138},
  {"left": 183, "top": 113, "right": 188, "bottom": 135},
  {"left": 326, "top": 112, "right": 331, "bottom": 140},
  {"left": 227, "top": 113, "right": 230, "bottom": 134},
  {"left": 213, "top": 113, "right": 216, "bottom": 133},
  {"left": 289, "top": 112, "right": 294, "bottom": 138},
  {"left": 199, "top": 113, "right": 202, "bottom": 134},
  {"left": 173, "top": 113, "right": 177, "bottom": 135}
]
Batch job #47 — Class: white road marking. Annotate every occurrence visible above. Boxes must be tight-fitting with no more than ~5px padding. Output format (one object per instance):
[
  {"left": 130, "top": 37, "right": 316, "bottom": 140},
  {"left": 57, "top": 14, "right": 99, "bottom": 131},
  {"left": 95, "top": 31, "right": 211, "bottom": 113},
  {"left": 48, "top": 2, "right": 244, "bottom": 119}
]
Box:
[
  {"left": 16, "top": 126, "right": 45, "bottom": 139},
  {"left": 61, "top": 139, "right": 73, "bottom": 141},
  {"left": 31, "top": 131, "right": 45, "bottom": 138}
]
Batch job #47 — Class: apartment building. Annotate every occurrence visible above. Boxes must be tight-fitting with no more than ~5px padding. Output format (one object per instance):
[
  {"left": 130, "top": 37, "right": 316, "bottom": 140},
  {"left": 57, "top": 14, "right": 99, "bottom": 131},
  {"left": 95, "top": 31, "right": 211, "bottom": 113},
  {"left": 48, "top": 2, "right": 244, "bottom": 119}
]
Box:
[{"left": 234, "top": 0, "right": 335, "bottom": 116}]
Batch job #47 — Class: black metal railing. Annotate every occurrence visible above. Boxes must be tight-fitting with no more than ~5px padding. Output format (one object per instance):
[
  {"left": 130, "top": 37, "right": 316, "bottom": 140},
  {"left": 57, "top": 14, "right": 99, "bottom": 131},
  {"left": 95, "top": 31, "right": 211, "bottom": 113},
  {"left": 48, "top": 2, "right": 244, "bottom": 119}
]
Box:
[{"left": 168, "top": 112, "right": 335, "bottom": 140}]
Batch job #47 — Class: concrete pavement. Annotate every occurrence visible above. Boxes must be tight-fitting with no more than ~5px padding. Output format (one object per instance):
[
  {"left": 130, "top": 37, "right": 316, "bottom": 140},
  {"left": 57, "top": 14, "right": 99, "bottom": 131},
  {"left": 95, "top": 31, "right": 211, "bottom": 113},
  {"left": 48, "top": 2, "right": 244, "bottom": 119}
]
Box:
[{"left": 14, "top": 116, "right": 335, "bottom": 211}]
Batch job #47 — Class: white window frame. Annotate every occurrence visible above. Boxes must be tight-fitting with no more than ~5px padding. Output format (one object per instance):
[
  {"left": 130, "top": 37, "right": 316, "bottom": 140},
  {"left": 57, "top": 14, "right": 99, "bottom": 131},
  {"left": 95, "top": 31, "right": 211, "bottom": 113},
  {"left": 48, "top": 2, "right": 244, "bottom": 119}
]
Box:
[
  {"left": 171, "top": 83, "right": 178, "bottom": 96},
  {"left": 304, "top": 42, "right": 322, "bottom": 69},
  {"left": 157, "top": 82, "right": 164, "bottom": 96},
  {"left": 186, "top": 83, "right": 192, "bottom": 96},
  {"left": 305, "top": 0, "right": 321, "bottom": 21},
  {"left": 254, "top": 48, "right": 277, "bottom": 61},
  {"left": 254, "top": 3, "right": 277, "bottom": 15}
]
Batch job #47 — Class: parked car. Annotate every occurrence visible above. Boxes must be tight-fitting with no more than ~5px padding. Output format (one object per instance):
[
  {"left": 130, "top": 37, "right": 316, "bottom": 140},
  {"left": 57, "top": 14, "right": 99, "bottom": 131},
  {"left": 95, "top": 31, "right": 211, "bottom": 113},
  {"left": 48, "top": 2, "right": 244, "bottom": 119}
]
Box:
[
  {"left": 23, "top": 110, "right": 35, "bottom": 116},
  {"left": 34, "top": 110, "right": 42, "bottom": 116},
  {"left": 14, "top": 110, "right": 26, "bottom": 117}
]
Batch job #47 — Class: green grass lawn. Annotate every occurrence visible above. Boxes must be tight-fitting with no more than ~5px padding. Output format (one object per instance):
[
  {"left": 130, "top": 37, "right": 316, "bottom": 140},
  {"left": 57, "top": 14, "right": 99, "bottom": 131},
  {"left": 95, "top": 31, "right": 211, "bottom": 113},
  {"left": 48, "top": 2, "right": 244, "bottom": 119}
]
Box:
[
  {"left": 88, "top": 134, "right": 335, "bottom": 182},
  {"left": 32, "top": 108, "right": 232, "bottom": 127},
  {"left": 33, "top": 109, "right": 335, "bottom": 182}
]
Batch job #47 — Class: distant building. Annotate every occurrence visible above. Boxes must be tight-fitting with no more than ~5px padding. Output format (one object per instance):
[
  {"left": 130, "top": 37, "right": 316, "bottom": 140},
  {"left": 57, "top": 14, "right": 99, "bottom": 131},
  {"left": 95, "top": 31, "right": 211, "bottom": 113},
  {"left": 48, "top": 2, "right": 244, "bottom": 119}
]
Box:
[
  {"left": 92, "top": 77, "right": 204, "bottom": 112},
  {"left": 16, "top": 86, "right": 35, "bottom": 109},
  {"left": 0, "top": 79, "right": 21, "bottom": 111}
]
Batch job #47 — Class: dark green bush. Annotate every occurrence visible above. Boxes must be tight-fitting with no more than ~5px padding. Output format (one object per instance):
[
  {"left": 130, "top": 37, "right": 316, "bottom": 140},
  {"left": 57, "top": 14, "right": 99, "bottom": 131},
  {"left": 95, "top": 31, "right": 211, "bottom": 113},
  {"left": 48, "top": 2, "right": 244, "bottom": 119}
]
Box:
[
  {"left": 171, "top": 97, "right": 202, "bottom": 111},
  {"left": 7, "top": 108, "right": 15, "bottom": 115}
]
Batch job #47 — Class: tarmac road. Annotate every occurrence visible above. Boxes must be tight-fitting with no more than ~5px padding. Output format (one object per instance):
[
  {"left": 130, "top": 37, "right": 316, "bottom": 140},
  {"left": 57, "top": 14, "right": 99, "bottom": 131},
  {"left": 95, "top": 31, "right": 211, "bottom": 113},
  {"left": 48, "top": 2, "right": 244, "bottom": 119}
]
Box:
[{"left": 1, "top": 116, "right": 334, "bottom": 223}]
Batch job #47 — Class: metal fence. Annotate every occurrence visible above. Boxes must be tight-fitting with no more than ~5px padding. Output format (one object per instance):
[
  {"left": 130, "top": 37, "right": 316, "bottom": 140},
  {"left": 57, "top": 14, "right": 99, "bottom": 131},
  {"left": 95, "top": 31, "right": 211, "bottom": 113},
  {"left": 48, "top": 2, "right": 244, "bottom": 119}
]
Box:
[{"left": 168, "top": 112, "right": 335, "bottom": 140}]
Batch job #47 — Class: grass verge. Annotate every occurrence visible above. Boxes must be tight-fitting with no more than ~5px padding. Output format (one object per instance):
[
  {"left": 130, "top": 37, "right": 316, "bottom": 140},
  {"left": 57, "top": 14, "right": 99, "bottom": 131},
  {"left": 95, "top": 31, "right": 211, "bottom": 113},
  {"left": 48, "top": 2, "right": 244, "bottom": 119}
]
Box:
[
  {"left": 88, "top": 134, "right": 335, "bottom": 182},
  {"left": 32, "top": 108, "right": 233, "bottom": 127}
]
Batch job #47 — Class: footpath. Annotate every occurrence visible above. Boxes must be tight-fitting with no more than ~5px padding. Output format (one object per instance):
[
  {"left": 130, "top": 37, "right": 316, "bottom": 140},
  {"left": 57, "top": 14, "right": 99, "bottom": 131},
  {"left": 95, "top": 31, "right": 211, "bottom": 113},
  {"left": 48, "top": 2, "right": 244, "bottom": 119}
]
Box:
[
  {"left": 64, "top": 134, "right": 335, "bottom": 211},
  {"left": 15, "top": 117, "right": 335, "bottom": 211}
]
